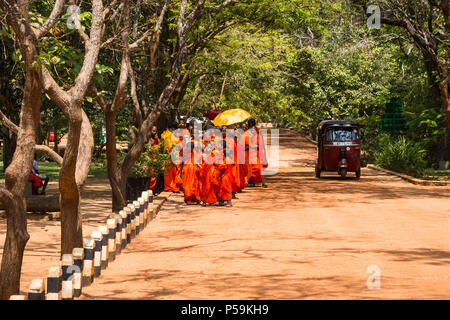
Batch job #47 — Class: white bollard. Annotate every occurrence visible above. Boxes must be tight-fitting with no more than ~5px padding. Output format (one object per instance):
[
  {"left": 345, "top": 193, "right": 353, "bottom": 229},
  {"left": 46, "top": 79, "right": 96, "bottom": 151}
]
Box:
[
  {"left": 107, "top": 218, "right": 116, "bottom": 262},
  {"left": 138, "top": 197, "right": 145, "bottom": 231},
  {"left": 114, "top": 214, "right": 122, "bottom": 255},
  {"left": 61, "top": 254, "right": 74, "bottom": 300},
  {"left": 142, "top": 192, "right": 148, "bottom": 227},
  {"left": 133, "top": 200, "right": 141, "bottom": 235},
  {"left": 127, "top": 204, "right": 136, "bottom": 240},
  {"left": 46, "top": 266, "right": 61, "bottom": 300},
  {"left": 82, "top": 238, "right": 95, "bottom": 286},
  {"left": 72, "top": 247, "right": 84, "bottom": 297},
  {"left": 124, "top": 207, "right": 132, "bottom": 244},
  {"left": 91, "top": 231, "right": 102, "bottom": 278},
  {"left": 28, "top": 278, "right": 45, "bottom": 300},
  {"left": 119, "top": 210, "right": 127, "bottom": 249},
  {"left": 148, "top": 190, "right": 154, "bottom": 220},
  {"left": 98, "top": 225, "right": 109, "bottom": 270}
]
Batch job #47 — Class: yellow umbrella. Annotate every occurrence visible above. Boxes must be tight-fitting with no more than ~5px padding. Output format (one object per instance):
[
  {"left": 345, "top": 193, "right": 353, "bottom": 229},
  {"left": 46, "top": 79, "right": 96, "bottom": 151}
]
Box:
[
  {"left": 161, "top": 129, "right": 178, "bottom": 148},
  {"left": 213, "top": 108, "right": 251, "bottom": 126}
]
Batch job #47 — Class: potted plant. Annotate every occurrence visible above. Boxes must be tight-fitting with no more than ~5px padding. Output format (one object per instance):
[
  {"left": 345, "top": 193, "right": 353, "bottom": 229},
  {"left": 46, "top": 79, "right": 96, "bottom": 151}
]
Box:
[{"left": 125, "top": 139, "right": 173, "bottom": 201}]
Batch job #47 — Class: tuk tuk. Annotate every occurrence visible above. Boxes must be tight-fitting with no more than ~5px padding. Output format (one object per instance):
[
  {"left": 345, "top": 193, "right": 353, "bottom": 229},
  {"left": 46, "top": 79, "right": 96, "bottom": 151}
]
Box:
[{"left": 315, "top": 120, "right": 361, "bottom": 178}]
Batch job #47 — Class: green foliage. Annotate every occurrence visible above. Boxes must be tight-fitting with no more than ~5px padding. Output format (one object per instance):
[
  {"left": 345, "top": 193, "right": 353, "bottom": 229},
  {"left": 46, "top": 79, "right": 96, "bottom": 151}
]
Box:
[
  {"left": 128, "top": 139, "right": 172, "bottom": 179},
  {"left": 375, "top": 136, "right": 427, "bottom": 178}
]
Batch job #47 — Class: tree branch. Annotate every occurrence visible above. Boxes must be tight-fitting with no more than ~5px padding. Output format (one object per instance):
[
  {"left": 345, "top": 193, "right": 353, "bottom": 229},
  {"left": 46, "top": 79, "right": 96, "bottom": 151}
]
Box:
[
  {"left": 201, "top": 0, "right": 236, "bottom": 14},
  {"left": 88, "top": 86, "right": 108, "bottom": 112},
  {"left": 68, "top": 0, "right": 105, "bottom": 103},
  {"left": 129, "top": 0, "right": 169, "bottom": 53},
  {"left": 0, "top": 188, "right": 14, "bottom": 215},
  {"left": 0, "top": 103, "right": 19, "bottom": 134},
  {"left": 37, "top": 0, "right": 66, "bottom": 39},
  {"left": 34, "top": 145, "right": 63, "bottom": 166}
]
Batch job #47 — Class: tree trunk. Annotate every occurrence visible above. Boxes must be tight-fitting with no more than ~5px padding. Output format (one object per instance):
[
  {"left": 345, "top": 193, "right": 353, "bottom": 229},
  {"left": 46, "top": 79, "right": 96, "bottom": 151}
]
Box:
[
  {"left": 0, "top": 197, "right": 29, "bottom": 300},
  {"left": 2, "top": 131, "right": 17, "bottom": 173},
  {"left": 437, "top": 131, "right": 450, "bottom": 164},
  {"left": 59, "top": 109, "right": 82, "bottom": 255},
  {"left": 105, "top": 110, "right": 126, "bottom": 211},
  {"left": 59, "top": 110, "right": 93, "bottom": 255},
  {"left": 0, "top": 36, "right": 42, "bottom": 299},
  {"left": 422, "top": 53, "right": 442, "bottom": 107}
]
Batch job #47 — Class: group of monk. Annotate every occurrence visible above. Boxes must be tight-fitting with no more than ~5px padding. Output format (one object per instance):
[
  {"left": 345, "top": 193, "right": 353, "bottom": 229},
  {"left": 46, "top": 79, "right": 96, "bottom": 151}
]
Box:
[{"left": 152, "top": 117, "right": 268, "bottom": 207}]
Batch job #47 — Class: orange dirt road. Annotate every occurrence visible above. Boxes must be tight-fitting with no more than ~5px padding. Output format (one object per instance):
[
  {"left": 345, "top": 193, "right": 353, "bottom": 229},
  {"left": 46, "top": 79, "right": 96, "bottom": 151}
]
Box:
[{"left": 78, "top": 130, "right": 450, "bottom": 299}]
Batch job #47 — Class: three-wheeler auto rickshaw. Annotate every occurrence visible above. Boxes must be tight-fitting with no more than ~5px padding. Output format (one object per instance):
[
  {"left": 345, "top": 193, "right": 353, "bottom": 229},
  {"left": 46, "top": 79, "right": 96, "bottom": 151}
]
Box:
[{"left": 315, "top": 120, "right": 361, "bottom": 179}]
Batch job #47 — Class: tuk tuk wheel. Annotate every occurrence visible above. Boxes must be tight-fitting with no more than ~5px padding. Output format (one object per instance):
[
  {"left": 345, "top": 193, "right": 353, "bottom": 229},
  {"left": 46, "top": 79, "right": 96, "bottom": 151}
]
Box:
[
  {"left": 339, "top": 168, "right": 347, "bottom": 178},
  {"left": 315, "top": 167, "right": 321, "bottom": 178},
  {"left": 356, "top": 168, "right": 361, "bottom": 179}
]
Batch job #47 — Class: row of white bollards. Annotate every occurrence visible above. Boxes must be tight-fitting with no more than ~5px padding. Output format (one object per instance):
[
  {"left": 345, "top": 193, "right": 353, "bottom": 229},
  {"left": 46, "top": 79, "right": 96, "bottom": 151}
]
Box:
[{"left": 9, "top": 190, "right": 154, "bottom": 300}]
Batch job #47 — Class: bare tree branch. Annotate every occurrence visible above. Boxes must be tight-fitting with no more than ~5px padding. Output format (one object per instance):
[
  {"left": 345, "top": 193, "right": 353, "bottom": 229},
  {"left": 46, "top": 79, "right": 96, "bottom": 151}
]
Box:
[
  {"left": 0, "top": 95, "right": 19, "bottom": 134},
  {"left": 201, "top": 0, "right": 236, "bottom": 14},
  {"left": 129, "top": 0, "right": 169, "bottom": 53},
  {"left": 34, "top": 145, "right": 63, "bottom": 166}
]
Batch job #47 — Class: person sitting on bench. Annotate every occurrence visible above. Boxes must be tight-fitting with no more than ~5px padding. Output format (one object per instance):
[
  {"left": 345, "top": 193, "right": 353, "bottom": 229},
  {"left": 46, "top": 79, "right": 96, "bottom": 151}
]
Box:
[{"left": 29, "top": 156, "right": 49, "bottom": 195}]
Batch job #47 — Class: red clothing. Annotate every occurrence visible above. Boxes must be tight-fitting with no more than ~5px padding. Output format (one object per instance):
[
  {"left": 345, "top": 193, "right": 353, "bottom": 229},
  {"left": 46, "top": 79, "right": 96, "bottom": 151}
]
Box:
[{"left": 29, "top": 173, "right": 43, "bottom": 188}]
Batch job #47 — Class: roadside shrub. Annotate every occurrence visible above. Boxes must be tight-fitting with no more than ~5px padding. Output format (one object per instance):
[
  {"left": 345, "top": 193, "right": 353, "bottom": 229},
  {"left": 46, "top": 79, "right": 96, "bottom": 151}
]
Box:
[{"left": 375, "top": 136, "right": 427, "bottom": 177}]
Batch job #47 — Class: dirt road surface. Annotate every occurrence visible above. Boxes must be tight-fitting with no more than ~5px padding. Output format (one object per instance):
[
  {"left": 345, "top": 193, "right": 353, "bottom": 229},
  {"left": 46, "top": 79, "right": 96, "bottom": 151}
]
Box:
[
  {"left": 1, "top": 130, "right": 448, "bottom": 299},
  {"left": 76, "top": 130, "right": 449, "bottom": 299}
]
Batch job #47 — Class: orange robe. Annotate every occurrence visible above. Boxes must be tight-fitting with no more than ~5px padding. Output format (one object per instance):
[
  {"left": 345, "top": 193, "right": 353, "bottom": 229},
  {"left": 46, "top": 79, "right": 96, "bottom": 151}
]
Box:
[
  {"left": 239, "top": 163, "right": 248, "bottom": 190},
  {"left": 217, "top": 155, "right": 233, "bottom": 201},
  {"left": 163, "top": 130, "right": 182, "bottom": 193},
  {"left": 224, "top": 137, "right": 241, "bottom": 192},
  {"left": 235, "top": 132, "right": 248, "bottom": 190},
  {"left": 250, "top": 128, "right": 268, "bottom": 184},
  {"left": 177, "top": 129, "right": 190, "bottom": 191},
  {"left": 182, "top": 153, "right": 200, "bottom": 203},
  {"left": 199, "top": 154, "right": 219, "bottom": 204},
  {"left": 238, "top": 133, "right": 252, "bottom": 186}
]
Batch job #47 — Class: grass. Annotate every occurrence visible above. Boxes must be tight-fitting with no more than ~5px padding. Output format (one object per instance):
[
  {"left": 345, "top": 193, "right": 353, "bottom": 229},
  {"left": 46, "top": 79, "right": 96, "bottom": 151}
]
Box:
[
  {"left": 422, "top": 169, "right": 450, "bottom": 181},
  {"left": 0, "top": 160, "right": 108, "bottom": 180}
]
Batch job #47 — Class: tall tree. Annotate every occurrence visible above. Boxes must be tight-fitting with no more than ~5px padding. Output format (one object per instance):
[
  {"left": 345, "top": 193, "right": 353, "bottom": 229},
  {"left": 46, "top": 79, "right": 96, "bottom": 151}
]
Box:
[
  {"left": 0, "top": 0, "right": 65, "bottom": 299},
  {"left": 359, "top": 0, "right": 449, "bottom": 160},
  {"left": 91, "top": 0, "right": 238, "bottom": 211},
  {"left": 40, "top": 0, "right": 105, "bottom": 255}
]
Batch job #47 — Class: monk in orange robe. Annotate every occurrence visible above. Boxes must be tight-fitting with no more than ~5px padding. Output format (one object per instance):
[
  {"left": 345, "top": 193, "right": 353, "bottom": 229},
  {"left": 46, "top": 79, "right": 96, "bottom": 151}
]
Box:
[
  {"left": 216, "top": 127, "right": 234, "bottom": 206},
  {"left": 181, "top": 141, "right": 201, "bottom": 204},
  {"left": 235, "top": 123, "right": 248, "bottom": 192},
  {"left": 224, "top": 126, "right": 241, "bottom": 198},
  {"left": 217, "top": 155, "right": 233, "bottom": 206},
  {"left": 163, "top": 125, "right": 182, "bottom": 193},
  {"left": 199, "top": 149, "right": 219, "bottom": 206},
  {"left": 247, "top": 118, "right": 268, "bottom": 187},
  {"left": 176, "top": 119, "right": 190, "bottom": 192},
  {"left": 238, "top": 123, "right": 252, "bottom": 188},
  {"left": 149, "top": 125, "right": 160, "bottom": 191}
]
